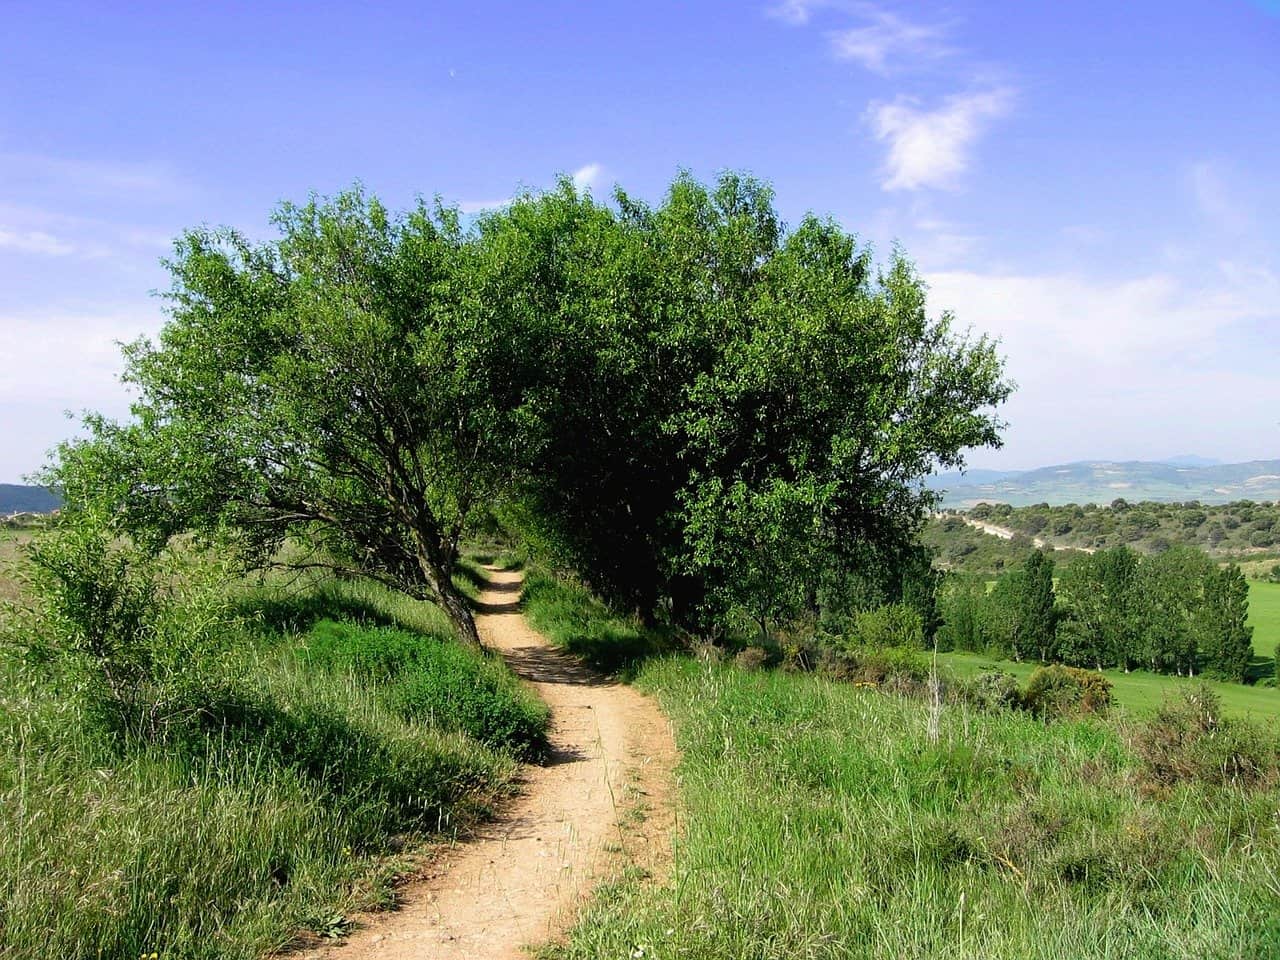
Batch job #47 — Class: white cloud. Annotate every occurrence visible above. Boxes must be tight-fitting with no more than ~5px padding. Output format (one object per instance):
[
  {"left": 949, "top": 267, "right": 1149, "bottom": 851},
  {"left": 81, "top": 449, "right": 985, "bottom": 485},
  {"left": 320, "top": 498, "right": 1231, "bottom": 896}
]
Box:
[
  {"left": 869, "top": 87, "right": 1013, "bottom": 191},
  {"left": 458, "top": 163, "right": 605, "bottom": 213},
  {"left": 1189, "top": 161, "right": 1251, "bottom": 233},
  {"left": 829, "top": 9, "right": 949, "bottom": 73},
  {"left": 925, "top": 264, "right": 1280, "bottom": 466},
  {"left": 0, "top": 307, "right": 162, "bottom": 406},
  {"left": 0, "top": 227, "right": 74, "bottom": 256},
  {"left": 572, "top": 163, "right": 604, "bottom": 193}
]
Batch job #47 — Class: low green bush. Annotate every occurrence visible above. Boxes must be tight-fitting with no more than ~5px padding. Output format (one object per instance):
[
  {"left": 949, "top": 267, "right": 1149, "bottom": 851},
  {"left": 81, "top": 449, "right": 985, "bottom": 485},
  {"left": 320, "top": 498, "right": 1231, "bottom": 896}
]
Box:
[
  {"left": 847, "top": 603, "right": 924, "bottom": 649},
  {"left": 819, "top": 644, "right": 931, "bottom": 692},
  {"left": 1023, "top": 664, "right": 1114, "bottom": 718},
  {"left": 968, "top": 669, "right": 1023, "bottom": 711}
]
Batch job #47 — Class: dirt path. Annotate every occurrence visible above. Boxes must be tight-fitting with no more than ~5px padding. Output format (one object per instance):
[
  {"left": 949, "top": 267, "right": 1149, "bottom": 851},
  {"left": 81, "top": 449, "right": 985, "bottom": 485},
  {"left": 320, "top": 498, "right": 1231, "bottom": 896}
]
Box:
[
  {"left": 960, "top": 516, "right": 1096, "bottom": 554},
  {"left": 306, "top": 568, "right": 676, "bottom": 960}
]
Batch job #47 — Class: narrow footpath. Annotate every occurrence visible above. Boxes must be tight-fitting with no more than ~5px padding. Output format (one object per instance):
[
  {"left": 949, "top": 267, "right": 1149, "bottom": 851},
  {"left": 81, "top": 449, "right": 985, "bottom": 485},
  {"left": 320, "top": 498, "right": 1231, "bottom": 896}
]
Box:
[{"left": 307, "top": 567, "right": 676, "bottom": 960}]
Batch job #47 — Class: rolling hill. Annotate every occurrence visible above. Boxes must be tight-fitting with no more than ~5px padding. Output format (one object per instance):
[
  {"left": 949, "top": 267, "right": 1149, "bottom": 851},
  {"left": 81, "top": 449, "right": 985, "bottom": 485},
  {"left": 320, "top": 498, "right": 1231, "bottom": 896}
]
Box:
[
  {"left": 0, "top": 484, "right": 61, "bottom": 514},
  {"left": 930, "top": 459, "right": 1280, "bottom": 507}
]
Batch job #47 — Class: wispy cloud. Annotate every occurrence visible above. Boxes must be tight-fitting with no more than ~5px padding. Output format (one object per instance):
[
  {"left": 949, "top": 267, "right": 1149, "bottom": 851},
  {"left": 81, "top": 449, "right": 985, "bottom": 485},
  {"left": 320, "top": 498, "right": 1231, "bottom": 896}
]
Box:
[
  {"left": 927, "top": 263, "right": 1280, "bottom": 464},
  {"left": 458, "top": 163, "right": 606, "bottom": 213},
  {"left": 766, "top": 0, "right": 831, "bottom": 26},
  {"left": 1189, "top": 161, "right": 1251, "bottom": 234},
  {"left": 828, "top": 9, "right": 950, "bottom": 73},
  {"left": 0, "top": 227, "right": 75, "bottom": 256},
  {"left": 571, "top": 163, "right": 604, "bottom": 192},
  {"left": 869, "top": 88, "right": 1013, "bottom": 191}
]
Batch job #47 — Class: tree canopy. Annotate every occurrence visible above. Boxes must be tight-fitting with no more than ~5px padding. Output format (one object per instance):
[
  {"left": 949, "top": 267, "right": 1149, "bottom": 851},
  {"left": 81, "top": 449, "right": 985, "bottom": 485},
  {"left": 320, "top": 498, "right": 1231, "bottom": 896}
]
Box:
[{"left": 47, "top": 172, "right": 1012, "bottom": 645}]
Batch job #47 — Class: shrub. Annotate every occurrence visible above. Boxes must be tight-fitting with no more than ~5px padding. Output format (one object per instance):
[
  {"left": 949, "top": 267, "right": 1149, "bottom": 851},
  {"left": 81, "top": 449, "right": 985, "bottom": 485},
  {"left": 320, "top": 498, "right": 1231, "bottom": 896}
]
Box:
[
  {"left": 847, "top": 603, "right": 924, "bottom": 649},
  {"left": 1130, "top": 686, "right": 1279, "bottom": 788},
  {"left": 734, "top": 645, "right": 769, "bottom": 670},
  {"left": 1022, "top": 665, "right": 1113, "bottom": 718},
  {"left": 968, "top": 670, "right": 1022, "bottom": 712},
  {"left": 820, "top": 645, "right": 931, "bottom": 692},
  {"left": 16, "top": 515, "right": 237, "bottom": 741}
]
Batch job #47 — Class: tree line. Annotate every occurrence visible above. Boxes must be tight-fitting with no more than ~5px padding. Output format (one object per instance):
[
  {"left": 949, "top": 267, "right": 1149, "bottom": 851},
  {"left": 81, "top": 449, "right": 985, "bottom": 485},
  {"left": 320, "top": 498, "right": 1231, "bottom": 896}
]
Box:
[
  {"left": 939, "top": 546, "right": 1255, "bottom": 681},
  {"left": 43, "top": 174, "right": 1011, "bottom": 648},
  {"left": 967, "top": 499, "right": 1280, "bottom": 554}
]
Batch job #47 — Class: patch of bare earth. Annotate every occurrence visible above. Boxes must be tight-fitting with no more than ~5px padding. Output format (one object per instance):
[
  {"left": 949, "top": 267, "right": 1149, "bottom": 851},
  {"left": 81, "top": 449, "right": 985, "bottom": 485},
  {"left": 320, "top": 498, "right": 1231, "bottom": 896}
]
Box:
[{"left": 303, "top": 567, "right": 676, "bottom": 960}]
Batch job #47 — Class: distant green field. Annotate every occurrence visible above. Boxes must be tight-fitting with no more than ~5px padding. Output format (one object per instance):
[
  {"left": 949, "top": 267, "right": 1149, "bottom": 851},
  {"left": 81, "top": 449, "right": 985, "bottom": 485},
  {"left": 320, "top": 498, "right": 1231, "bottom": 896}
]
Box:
[
  {"left": 1248, "top": 580, "right": 1280, "bottom": 661},
  {"left": 939, "top": 580, "right": 1280, "bottom": 720}
]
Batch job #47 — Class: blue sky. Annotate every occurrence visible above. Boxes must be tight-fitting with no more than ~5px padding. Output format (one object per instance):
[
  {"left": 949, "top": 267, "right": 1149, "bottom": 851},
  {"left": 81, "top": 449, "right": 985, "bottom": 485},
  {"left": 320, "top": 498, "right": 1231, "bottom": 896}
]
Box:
[{"left": 2, "top": 0, "right": 1278, "bottom": 481}]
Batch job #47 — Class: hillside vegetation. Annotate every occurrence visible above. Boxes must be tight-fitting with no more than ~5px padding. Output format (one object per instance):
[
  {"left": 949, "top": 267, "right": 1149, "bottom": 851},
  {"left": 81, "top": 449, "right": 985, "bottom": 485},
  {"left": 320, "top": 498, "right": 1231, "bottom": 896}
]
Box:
[
  {"left": 931, "top": 459, "right": 1280, "bottom": 507},
  {"left": 963, "top": 499, "right": 1280, "bottom": 557}
]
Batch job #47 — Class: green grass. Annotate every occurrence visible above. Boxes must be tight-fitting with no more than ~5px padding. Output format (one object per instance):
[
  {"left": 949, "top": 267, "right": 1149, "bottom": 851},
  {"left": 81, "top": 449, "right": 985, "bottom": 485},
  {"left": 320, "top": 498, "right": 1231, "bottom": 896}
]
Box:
[
  {"left": 938, "top": 651, "right": 1278, "bottom": 719},
  {"left": 555, "top": 658, "right": 1280, "bottom": 960},
  {"left": 0, "top": 574, "right": 533, "bottom": 959},
  {"left": 1247, "top": 580, "right": 1280, "bottom": 662},
  {"left": 521, "top": 568, "right": 673, "bottom": 676},
  {"left": 935, "top": 580, "right": 1280, "bottom": 721}
]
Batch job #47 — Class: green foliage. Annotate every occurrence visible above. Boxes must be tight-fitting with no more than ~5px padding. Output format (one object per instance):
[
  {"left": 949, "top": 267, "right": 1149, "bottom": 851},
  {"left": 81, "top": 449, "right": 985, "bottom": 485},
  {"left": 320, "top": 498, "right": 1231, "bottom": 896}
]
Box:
[
  {"left": 960, "top": 499, "right": 1280, "bottom": 557},
  {"left": 968, "top": 669, "right": 1023, "bottom": 711},
  {"left": 0, "top": 575, "right": 522, "bottom": 959},
  {"left": 845, "top": 602, "right": 924, "bottom": 649},
  {"left": 1023, "top": 665, "right": 1114, "bottom": 718},
  {"left": 15, "top": 511, "right": 237, "bottom": 740},
  {"left": 819, "top": 644, "right": 931, "bottom": 690},
  {"left": 520, "top": 568, "right": 672, "bottom": 677},
  {"left": 300, "top": 619, "right": 549, "bottom": 758},
  {"left": 489, "top": 173, "right": 1010, "bottom": 633},
  {"left": 44, "top": 187, "right": 542, "bottom": 646}
]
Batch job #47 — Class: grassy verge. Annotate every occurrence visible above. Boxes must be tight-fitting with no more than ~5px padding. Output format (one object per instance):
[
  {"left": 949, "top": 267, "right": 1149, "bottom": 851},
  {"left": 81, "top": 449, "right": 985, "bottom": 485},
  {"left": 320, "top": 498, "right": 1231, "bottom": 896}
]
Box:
[
  {"left": 557, "top": 659, "right": 1280, "bottom": 960},
  {"left": 0, "top": 575, "right": 542, "bottom": 959},
  {"left": 1248, "top": 580, "right": 1280, "bottom": 662},
  {"left": 523, "top": 570, "right": 1280, "bottom": 960},
  {"left": 520, "top": 568, "right": 672, "bottom": 676}
]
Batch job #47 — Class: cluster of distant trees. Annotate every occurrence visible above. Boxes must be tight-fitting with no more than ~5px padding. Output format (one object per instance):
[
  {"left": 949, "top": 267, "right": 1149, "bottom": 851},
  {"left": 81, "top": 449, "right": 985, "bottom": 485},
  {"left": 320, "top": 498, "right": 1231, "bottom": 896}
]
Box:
[
  {"left": 939, "top": 546, "right": 1255, "bottom": 682},
  {"left": 967, "top": 499, "right": 1280, "bottom": 554}
]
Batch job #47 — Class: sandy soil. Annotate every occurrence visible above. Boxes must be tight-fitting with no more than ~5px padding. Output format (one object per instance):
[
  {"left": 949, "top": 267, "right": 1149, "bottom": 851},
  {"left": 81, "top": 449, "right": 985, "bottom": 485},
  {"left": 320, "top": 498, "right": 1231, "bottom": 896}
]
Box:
[
  {"left": 304, "top": 567, "right": 676, "bottom": 960},
  {"left": 961, "top": 517, "right": 1096, "bottom": 554}
]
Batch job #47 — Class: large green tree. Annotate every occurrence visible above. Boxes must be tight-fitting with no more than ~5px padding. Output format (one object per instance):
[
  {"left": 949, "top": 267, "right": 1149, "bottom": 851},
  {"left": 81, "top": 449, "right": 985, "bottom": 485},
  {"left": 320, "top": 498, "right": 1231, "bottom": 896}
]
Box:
[
  {"left": 489, "top": 173, "right": 1011, "bottom": 632},
  {"left": 50, "top": 190, "right": 537, "bottom": 647},
  {"left": 49, "top": 173, "right": 1010, "bottom": 647}
]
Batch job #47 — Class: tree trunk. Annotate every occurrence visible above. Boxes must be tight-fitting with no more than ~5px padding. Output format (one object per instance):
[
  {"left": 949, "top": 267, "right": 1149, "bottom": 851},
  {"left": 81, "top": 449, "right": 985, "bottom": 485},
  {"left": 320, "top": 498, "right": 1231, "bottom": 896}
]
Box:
[{"left": 438, "top": 576, "right": 483, "bottom": 649}]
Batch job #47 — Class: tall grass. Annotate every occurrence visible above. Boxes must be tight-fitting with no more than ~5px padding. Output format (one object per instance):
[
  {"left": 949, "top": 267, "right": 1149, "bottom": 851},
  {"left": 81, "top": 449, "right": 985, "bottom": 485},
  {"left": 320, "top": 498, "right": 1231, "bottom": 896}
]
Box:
[
  {"left": 0, "top": 573, "right": 536, "bottom": 959},
  {"left": 556, "top": 660, "right": 1280, "bottom": 959},
  {"left": 521, "top": 570, "right": 1280, "bottom": 960},
  {"left": 521, "top": 569, "right": 671, "bottom": 675}
]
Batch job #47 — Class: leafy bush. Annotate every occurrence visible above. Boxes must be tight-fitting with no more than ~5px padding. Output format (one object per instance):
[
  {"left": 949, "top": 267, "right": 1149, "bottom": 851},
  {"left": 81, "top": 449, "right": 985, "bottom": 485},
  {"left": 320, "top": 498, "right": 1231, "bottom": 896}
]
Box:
[
  {"left": 847, "top": 603, "right": 923, "bottom": 649},
  {"left": 734, "top": 645, "right": 770, "bottom": 670},
  {"left": 968, "top": 670, "right": 1023, "bottom": 711},
  {"left": 299, "top": 620, "right": 549, "bottom": 758},
  {"left": 1023, "top": 665, "right": 1113, "bottom": 718},
  {"left": 1130, "top": 686, "right": 1279, "bottom": 788},
  {"left": 15, "top": 515, "right": 238, "bottom": 741},
  {"left": 820, "top": 645, "right": 931, "bottom": 692}
]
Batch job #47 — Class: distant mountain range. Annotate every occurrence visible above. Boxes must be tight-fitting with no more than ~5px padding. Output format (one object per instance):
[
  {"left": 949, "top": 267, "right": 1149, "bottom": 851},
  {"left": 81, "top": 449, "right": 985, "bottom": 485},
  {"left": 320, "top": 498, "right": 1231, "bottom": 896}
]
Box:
[
  {"left": 929, "top": 459, "right": 1280, "bottom": 507},
  {"left": 0, "top": 484, "right": 61, "bottom": 514}
]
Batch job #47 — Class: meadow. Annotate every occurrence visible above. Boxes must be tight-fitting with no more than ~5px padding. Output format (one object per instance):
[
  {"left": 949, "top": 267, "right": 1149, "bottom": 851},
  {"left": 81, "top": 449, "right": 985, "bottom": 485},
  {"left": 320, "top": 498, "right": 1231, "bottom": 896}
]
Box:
[
  {"left": 0, "top": 567, "right": 544, "bottom": 959},
  {"left": 937, "top": 579, "right": 1279, "bottom": 720},
  {"left": 526, "top": 574, "right": 1280, "bottom": 960}
]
